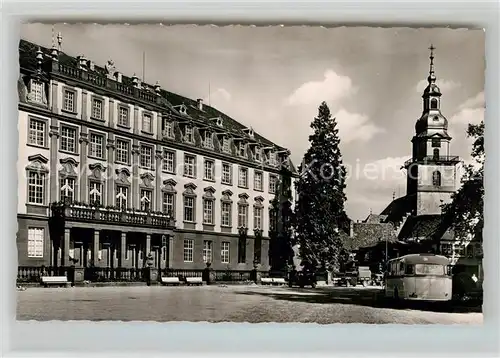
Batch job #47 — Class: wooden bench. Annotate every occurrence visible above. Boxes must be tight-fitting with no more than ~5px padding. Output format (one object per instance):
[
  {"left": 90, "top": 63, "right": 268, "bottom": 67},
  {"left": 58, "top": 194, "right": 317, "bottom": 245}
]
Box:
[
  {"left": 272, "top": 278, "right": 287, "bottom": 286},
  {"left": 160, "top": 277, "right": 181, "bottom": 286},
  {"left": 41, "top": 276, "right": 69, "bottom": 288},
  {"left": 185, "top": 277, "right": 203, "bottom": 286},
  {"left": 261, "top": 277, "right": 273, "bottom": 285}
]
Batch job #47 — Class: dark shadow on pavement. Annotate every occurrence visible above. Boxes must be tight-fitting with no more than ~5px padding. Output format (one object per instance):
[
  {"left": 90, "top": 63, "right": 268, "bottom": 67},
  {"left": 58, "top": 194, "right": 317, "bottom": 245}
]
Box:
[{"left": 235, "top": 287, "right": 482, "bottom": 313}]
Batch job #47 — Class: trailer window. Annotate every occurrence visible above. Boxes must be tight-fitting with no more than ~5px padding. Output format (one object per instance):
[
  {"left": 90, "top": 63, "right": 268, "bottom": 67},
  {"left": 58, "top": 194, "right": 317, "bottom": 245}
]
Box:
[
  {"left": 405, "top": 264, "right": 415, "bottom": 275},
  {"left": 415, "top": 264, "right": 446, "bottom": 276}
]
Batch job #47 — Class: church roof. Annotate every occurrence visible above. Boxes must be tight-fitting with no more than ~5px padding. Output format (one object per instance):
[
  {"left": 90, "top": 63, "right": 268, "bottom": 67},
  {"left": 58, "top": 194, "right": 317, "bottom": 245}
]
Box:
[
  {"left": 343, "top": 221, "right": 397, "bottom": 251},
  {"left": 19, "top": 39, "right": 296, "bottom": 171},
  {"left": 380, "top": 195, "right": 414, "bottom": 225},
  {"left": 397, "top": 214, "right": 444, "bottom": 240}
]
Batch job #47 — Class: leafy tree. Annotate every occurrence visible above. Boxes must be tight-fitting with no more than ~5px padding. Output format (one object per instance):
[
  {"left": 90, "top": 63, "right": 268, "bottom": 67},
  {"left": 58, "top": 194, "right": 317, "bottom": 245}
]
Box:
[
  {"left": 442, "top": 121, "right": 484, "bottom": 242},
  {"left": 293, "top": 102, "right": 348, "bottom": 271}
]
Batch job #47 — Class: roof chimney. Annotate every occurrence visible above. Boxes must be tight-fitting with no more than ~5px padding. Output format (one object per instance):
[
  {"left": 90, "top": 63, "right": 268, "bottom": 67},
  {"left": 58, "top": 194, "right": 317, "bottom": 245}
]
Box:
[{"left": 197, "top": 98, "right": 203, "bottom": 111}]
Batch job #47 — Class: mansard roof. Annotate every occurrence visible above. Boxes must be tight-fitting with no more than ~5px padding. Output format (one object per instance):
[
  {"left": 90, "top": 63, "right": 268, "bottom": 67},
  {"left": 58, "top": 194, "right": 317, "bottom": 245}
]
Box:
[{"left": 18, "top": 39, "right": 291, "bottom": 156}]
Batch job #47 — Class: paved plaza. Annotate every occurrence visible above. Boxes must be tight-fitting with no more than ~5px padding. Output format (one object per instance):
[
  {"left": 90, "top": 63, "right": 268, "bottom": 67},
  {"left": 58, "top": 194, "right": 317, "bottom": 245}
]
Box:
[{"left": 17, "top": 285, "right": 482, "bottom": 324}]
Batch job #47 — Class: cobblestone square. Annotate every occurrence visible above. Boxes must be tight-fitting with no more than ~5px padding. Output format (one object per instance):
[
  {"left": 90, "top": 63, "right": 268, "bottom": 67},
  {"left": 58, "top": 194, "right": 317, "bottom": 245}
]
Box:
[{"left": 17, "top": 285, "right": 482, "bottom": 324}]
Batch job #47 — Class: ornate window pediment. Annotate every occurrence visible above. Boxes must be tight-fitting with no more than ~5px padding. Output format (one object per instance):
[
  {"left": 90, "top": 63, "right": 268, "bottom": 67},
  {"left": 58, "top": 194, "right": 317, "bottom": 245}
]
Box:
[
  {"left": 203, "top": 186, "right": 216, "bottom": 200},
  {"left": 89, "top": 163, "right": 106, "bottom": 181},
  {"left": 140, "top": 172, "right": 155, "bottom": 188},
  {"left": 59, "top": 157, "right": 79, "bottom": 178},
  {"left": 183, "top": 182, "right": 197, "bottom": 197},
  {"left": 115, "top": 167, "right": 131, "bottom": 185},
  {"left": 238, "top": 193, "right": 249, "bottom": 206},
  {"left": 221, "top": 189, "right": 233, "bottom": 203},
  {"left": 254, "top": 196, "right": 265, "bottom": 208},
  {"left": 162, "top": 178, "right": 177, "bottom": 193},
  {"left": 26, "top": 154, "right": 49, "bottom": 173}
]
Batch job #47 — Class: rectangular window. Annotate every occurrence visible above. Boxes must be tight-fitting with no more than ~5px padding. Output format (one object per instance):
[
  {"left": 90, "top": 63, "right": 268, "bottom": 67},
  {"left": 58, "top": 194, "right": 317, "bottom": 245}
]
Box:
[
  {"left": 162, "top": 192, "right": 174, "bottom": 216},
  {"left": 28, "top": 118, "right": 46, "bottom": 147},
  {"left": 269, "top": 175, "right": 277, "bottom": 194},
  {"left": 163, "top": 120, "right": 173, "bottom": 138},
  {"left": 63, "top": 90, "right": 75, "bottom": 112},
  {"left": 254, "top": 207, "right": 263, "bottom": 230},
  {"left": 254, "top": 171, "right": 263, "bottom": 191},
  {"left": 31, "top": 81, "right": 44, "bottom": 103},
  {"left": 221, "top": 242, "right": 230, "bottom": 264},
  {"left": 203, "top": 241, "right": 213, "bottom": 263},
  {"left": 203, "top": 200, "right": 214, "bottom": 224},
  {"left": 222, "top": 163, "right": 232, "bottom": 185},
  {"left": 204, "top": 160, "right": 214, "bottom": 181},
  {"left": 184, "top": 155, "right": 196, "bottom": 178},
  {"left": 183, "top": 239, "right": 194, "bottom": 262},
  {"left": 118, "top": 106, "right": 129, "bottom": 127},
  {"left": 142, "top": 113, "right": 152, "bottom": 133},
  {"left": 254, "top": 147, "right": 262, "bottom": 162},
  {"left": 163, "top": 150, "right": 175, "bottom": 173},
  {"left": 432, "top": 138, "right": 441, "bottom": 148},
  {"left": 221, "top": 202, "right": 232, "bottom": 227},
  {"left": 183, "top": 196, "right": 195, "bottom": 222},
  {"left": 27, "top": 227, "right": 44, "bottom": 258},
  {"left": 140, "top": 145, "right": 153, "bottom": 168},
  {"left": 238, "top": 205, "right": 248, "bottom": 228},
  {"left": 269, "top": 209, "right": 277, "bottom": 232},
  {"left": 116, "top": 185, "right": 128, "bottom": 210},
  {"left": 185, "top": 127, "right": 193, "bottom": 143},
  {"left": 89, "top": 133, "right": 104, "bottom": 159},
  {"left": 238, "top": 167, "right": 248, "bottom": 188},
  {"left": 203, "top": 132, "right": 213, "bottom": 149},
  {"left": 115, "top": 139, "right": 130, "bottom": 164},
  {"left": 140, "top": 189, "right": 153, "bottom": 211},
  {"left": 92, "top": 98, "right": 103, "bottom": 120},
  {"left": 60, "top": 177, "right": 75, "bottom": 203},
  {"left": 222, "top": 137, "right": 230, "bottom": 153},
  {"left": 239, "top": 143, "right": 246, "bottom": 157},
  {"left": 27, "top": 171, "right": 45, "bottom": 205},
  {"left": 60, "top": 126, "right": 77, "bottom": 153},
  {"left": 268, "top": 152, "right": 278, "bottom": 166},
  {"left": 89, "top": 181, "right": 102, "bottom": 206}
]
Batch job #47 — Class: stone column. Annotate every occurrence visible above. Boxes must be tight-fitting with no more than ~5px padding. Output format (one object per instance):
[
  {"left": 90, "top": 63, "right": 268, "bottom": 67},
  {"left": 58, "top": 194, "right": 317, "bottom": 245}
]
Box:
[
  {"left": 106, "top": 137, "right": 115, "bottom": 206},
  {"left": 146, "top": 234, "right": 151, "bottom": 255},
  {"left": 50, "top": 81, "right": 59, "bottom": 114},
  {"left": 108, "top": 99, "right": 115, "bottom": 128},
  {"left": 155, "top": 147, "right": 163, "bottom": 211},
  {"left": 62, "top": 228, "right": 71, "bottom": 266},
  {"left": 120, "top": 232, "right": 127, "bottom": 268},
  {"left": 133, "top": 107, "right": 140, "bottom": 135},
  {"left": 48, "top": 125, "right": 59, "bottom": 203},
  {"left": 79, "top": 129, "right": 88, "bottom": 202},
  {"left": 93, "top": 230, "right": 100, "bottom": 267},
  {"left": 132, "top": 141, "right": 140, "bottom": 209},
  {"left": 82, "top": 90, "right": 88, "bottom": 121}
]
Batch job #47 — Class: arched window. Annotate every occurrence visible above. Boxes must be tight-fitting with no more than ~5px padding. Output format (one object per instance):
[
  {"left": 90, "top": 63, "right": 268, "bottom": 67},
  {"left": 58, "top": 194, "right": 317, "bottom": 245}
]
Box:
[
  {"left": 430, "top": 98, "right": 438, "bottom": 109},
  {"left": 433, "top": 148, "right": 440, "bottom": 160},
  {"left": 432, "top": 171, "right": 442, "bottom": 186}
]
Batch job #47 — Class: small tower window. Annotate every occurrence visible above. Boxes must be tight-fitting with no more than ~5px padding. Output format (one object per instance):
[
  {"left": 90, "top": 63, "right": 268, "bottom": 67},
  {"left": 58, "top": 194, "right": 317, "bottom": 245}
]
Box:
[
  {"left": 432, "top": 171, "right": 442, "bottom": 186},
  {"left": 433, "top": 148, "right": 440, "bottom": 159},
  {"left": 432, "top": 139, "right": 441, "bottom": 147},
  {"left": 430, "top": 98, "right": 438, "bottom": 109}
]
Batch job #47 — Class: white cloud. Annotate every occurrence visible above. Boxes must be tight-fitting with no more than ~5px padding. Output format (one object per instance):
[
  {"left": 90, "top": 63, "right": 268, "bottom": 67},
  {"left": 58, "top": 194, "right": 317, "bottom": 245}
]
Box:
[
  {"left": 458, "top": 91, "right": 485, "bottom": 110},
  {"left": 415, "top": 79, "right": 460, "bottom": 93},
  {"left": 347, "top": 156, "right": 409, "bottom": 187},
  {"left": 333, "top": 109, "right": 385, "bottom": 144},
  {"left": 286, "top": 70, "right": 356, "bottom": 106},
  {"left": 205, "top": 87, "right": 231, "bottom": 106}
]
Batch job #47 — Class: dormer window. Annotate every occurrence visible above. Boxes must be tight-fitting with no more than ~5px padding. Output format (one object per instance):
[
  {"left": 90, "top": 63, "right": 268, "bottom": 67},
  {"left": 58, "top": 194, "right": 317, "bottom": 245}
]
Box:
[
  {"left": 203, "top": 131, "right": 214, "bottom": 149},
  {"left": 222, "top": 136, "right": 230, "bottom": 153},
  {"left": 174, "top": 104, "right": 188, "bottom": 115},
  {"left": 185, "top": 126, "right": 194, "bottom": 143},
  {"left": 268, "top": 152, "right": 278, "bottom": 166},
  {"left": 217, "top": 118, "right": 223, "bottom": 127},
  {"left": 163, "top": 120, "right": 174, "bottom": 139},
  {"left": 30, "top": 80, "right": 44, "bottom": 104},
  {"left": 239, "top": 143, "right": 247, "bottom": 158},
  {"left": 248, "top": 129, "right": 254, "bottom": 138},
  {"left": 254, "top": 147, "right": 262, "bottom": 162}
]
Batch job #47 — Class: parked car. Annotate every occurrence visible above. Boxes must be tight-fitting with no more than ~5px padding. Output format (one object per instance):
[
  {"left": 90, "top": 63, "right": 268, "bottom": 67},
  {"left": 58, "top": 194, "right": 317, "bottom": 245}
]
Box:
[{"left": 288, "top": 270, "right": 317, "bottom": 288}]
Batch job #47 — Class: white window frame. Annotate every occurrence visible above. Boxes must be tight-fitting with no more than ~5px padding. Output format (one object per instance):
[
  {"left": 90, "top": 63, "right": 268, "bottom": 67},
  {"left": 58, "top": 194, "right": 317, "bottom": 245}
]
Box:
[
  {"left": 31, "top": 80, "right": 44, "bottom": 103},
  {"left": 27, "top": 171, "right": 45, "bottom": 205},
  {"left": 140, "top": 189, "right": 153, "bottom": 211},
  {"left": 238, "top": 167, "right": 248, "bottom": 188},
  {"left": 222, "top": 137, "right": 230, "bottom": 153},
  {"left": 185, "top": 126, "right": 194, "bottom": 143},
  {"left": 60, "top": 126, "right": 77, "bottom": 153},
  {"left": 254, "top": 172, "right": 263, "bottom": 191},
  {"left": 204, "top": 132, "right": 213, "bottom": 149},
  {"left": 203, "top": 199, "right": 214, "bottom": 225},
  {"left": 28, "top": 118, "right": 46, "bottom": 147},
  {"left": 63, "top": 90, "right": 75, "bottom": 112},
  {"left": 162, "top": 192, "right": 174, "bottom": 215},
  {"left": 221, "top": 202, "right": 232, "bottom": 227},
  {"left": 89, "top": 133, "right": 104, "bottom": 158},
  {"left": 203, "top": 240, "right": 213, "bottom": 263},
  {"left": 183, "top": 196, "right": 195, "bottom": 222},
  {"left": 164, "top": 121, "right": 173, "bottom": 138},
  {"left": 92, "top": 98, "right": 103, "bottom": 120},
  {"left": 60, "top": 177, "right": 75, "bottom": 203},
  {"left": 118, "top": 106, "right": 129, "bottom": 127},
  {"left": 116, "top": 185, "right": 128, "bottom": 210},
  {"left": 239, "top": 143, "right": 246, "bottom": 157},
  {"left": 142, "top": 113, "right": 152, "bottom": 133},
  {"left": 115, "top": 139, "right": 130, "bottom": 164},
  {"left": 222, "top": 163, "right": 232, "bottom": 184},
  {"left": 89, "top": 181, "right": 102, "bottom": 206},
  {"left": 140, "top": 145, "right": 153, "bottom": 168},
  {"left": 269, "top": 175, "right": 277, "bottom": 194},
  {"left": 204, "top": 160, "right": 214, "bottom": 181},
  {"left": 238, "top": 205, "right": 248, "bottom": 228},
  {"left": 254, "top": 206, "right": 263, "bottom": 230},
  {"left": 27, "top": 227, "right": 44, "bottom": 258},
  {"left": 183, "top": 239, "right": 194, "bottom": 262},
  {"left": 163, "top": 150, "right": 175, "bottom": 173},
  {"left": 221, "top": 242, "right": 230, "bottom": 264},
  {"left": 184, "top": 155, "right": 196, "bottom": 178}
]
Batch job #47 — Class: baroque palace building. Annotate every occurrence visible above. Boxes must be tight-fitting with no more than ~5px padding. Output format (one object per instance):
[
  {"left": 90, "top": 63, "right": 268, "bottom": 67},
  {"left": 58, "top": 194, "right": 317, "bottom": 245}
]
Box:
[{"left": 17, "top": 35, "right": 297, "bottom": 277}]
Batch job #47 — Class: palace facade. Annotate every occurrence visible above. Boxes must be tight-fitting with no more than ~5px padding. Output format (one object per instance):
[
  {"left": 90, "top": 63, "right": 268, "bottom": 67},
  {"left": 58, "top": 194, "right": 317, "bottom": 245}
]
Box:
[{"left": 17, "top": 36, "right": 297, "bottom": 277}]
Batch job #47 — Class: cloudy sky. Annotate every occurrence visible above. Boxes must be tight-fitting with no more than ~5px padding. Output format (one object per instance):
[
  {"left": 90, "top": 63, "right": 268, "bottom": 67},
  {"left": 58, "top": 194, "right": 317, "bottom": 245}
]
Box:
[{"left": 20, "top": 24, "right": 485, "bottom": 220}]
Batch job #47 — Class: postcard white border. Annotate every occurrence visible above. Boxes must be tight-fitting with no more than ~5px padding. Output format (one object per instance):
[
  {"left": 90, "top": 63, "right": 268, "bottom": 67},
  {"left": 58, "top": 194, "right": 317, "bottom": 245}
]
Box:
[{"left": 1, "top": 0, "right": 499, "bottom": 357}]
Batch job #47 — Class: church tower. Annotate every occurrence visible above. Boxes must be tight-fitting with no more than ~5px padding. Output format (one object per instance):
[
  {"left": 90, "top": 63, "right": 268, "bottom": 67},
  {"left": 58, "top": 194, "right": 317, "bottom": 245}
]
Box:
[{"left": 403, "top": 45, "right": 460, "bottom": 215}]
